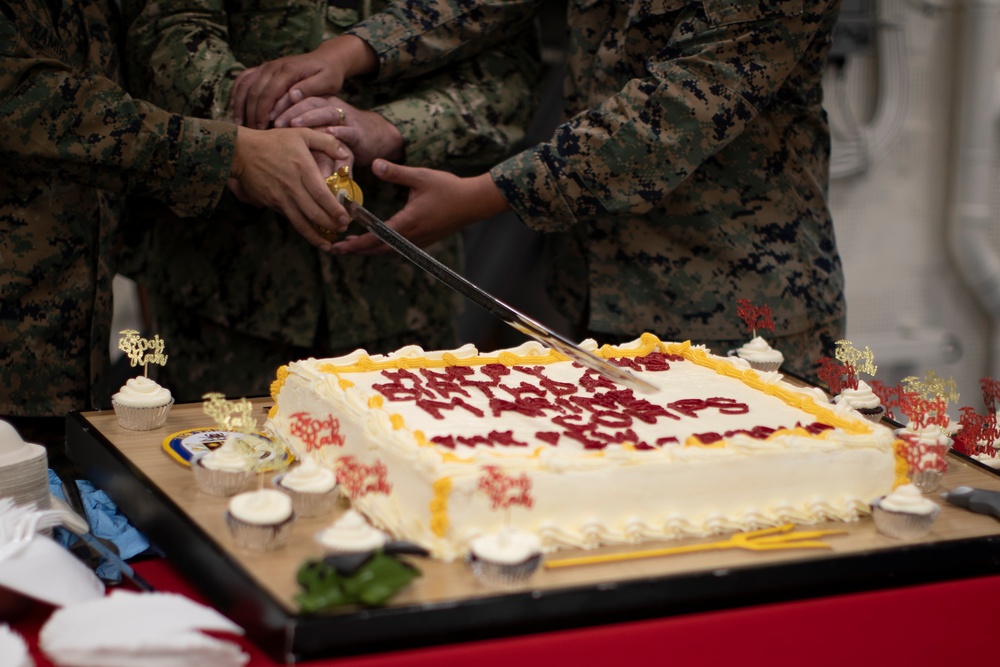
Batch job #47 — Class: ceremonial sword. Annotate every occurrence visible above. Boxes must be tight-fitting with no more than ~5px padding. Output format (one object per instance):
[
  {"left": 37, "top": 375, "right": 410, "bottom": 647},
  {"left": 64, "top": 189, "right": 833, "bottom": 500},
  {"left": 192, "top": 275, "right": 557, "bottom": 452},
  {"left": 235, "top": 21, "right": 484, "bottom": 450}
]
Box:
[{"left": 325, "top": 167, "right": 655, "bottom": 394}]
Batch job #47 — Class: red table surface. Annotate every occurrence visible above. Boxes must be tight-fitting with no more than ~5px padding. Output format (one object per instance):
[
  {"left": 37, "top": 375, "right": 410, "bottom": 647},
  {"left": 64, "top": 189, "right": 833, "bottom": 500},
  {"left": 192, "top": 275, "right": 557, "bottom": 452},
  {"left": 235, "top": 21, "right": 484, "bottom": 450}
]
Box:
[{"left": 15, "top": 557, "right": 999, "bottom": 666}]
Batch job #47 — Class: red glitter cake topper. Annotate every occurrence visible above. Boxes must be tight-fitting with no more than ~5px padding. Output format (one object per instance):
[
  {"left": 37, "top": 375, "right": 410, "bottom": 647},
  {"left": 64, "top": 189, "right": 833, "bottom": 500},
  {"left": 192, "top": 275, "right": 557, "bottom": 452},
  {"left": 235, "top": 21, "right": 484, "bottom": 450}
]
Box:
[
  {"left": 953, "top": 378, "right": 1000, "bottom": 459},
  {"left": 477, "top": 465, "right": 534, "bottom": 511},
  {"left": 817, "top": 357, "right": 857, "bottom": 394},
  {"left": 817, "top": 340, "right": 877, "bottom": 394},
  {"left": 900, "top": 436, "right": 949, "bottom": 473},
  {"left": 736, "top": 299, "right": 774, "bottom": 337},
  {"left": 335, "top": 456, "right": 392, "bottom": 498}
]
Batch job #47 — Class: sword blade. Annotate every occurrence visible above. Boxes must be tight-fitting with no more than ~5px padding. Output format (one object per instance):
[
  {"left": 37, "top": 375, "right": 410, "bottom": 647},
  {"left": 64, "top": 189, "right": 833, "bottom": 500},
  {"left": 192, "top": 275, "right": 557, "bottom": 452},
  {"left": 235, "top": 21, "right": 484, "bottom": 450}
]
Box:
[{"left": 342, "top": 199, "right": 656, "bottom": 393}]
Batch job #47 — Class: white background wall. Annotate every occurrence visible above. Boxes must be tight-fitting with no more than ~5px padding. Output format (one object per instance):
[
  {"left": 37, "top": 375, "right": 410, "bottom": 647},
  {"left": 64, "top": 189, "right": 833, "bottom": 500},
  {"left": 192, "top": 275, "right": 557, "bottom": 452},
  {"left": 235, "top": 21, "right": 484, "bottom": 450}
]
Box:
[{"left": 828, "top": 0, "right": 997, "bottom": 415}]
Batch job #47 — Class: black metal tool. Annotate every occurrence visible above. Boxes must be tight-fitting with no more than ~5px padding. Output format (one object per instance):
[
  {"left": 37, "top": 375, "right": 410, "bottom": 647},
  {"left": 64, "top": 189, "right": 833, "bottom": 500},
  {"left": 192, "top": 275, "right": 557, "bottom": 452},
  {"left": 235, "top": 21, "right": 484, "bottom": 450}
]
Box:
[{"left": 942, "top": 486, "right": 1000, "bottom": 521}]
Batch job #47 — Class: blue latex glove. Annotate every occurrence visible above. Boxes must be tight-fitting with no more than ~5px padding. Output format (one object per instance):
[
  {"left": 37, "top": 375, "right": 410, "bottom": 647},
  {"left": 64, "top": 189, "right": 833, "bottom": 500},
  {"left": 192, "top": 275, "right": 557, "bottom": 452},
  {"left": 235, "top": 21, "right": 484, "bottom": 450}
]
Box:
[{"left": 49, "top": 470, "right": 152, "bottom": 582}]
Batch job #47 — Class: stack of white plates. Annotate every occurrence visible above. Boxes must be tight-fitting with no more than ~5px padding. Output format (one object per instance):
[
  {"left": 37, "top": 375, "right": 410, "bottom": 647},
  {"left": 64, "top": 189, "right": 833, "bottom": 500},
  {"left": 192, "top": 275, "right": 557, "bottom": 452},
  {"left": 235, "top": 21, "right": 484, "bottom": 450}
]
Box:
[{"left": 0, "top": 420, "right": 50, "bottom": 512}]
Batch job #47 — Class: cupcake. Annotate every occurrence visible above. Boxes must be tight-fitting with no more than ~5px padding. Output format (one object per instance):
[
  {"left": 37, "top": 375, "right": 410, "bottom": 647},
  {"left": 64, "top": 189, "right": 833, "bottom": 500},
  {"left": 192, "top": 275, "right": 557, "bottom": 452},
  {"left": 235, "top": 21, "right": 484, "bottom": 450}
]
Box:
[
  {"left": 226, "top": 488, "right": 295, "bottom": 551},
  {"left": 111, "top": 376, "right": 173, "bottom": 430},
  {"left": 871, "top": 484, "right": 941, "bottom": 539},
  {"left": 896, "top": 424, "right": 952, "bottom": 493},
  {"left": 833, "top": 380, "right": 885, "bottom": 423},
  {"left": 315, "top": 509, "right": 387, "bottom": 555},
  {"left": 191, "top": 434, "right": 255, "bottom": 497},
  {"left": 468, "top": 528, "right": 542, "bottom": 588},
  {"left": 273, "top": 459, "right": 338, "bottom": 518},
  {"left": 732, "top": 336, "right": 784, "bottom": 373}
]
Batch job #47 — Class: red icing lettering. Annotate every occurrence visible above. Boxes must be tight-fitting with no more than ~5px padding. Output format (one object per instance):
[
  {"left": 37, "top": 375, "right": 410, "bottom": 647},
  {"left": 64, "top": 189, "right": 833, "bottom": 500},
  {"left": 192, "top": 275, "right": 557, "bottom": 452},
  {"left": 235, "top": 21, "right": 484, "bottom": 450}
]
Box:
[
  {"left": 478, "top": 465, "right": 533, "bottom": 510},
  {"left": 289, "top": 412, "right": 345, "bottom": 452},
  {"left": 335, "top": 455, "right": 391, "bottom": 498}
]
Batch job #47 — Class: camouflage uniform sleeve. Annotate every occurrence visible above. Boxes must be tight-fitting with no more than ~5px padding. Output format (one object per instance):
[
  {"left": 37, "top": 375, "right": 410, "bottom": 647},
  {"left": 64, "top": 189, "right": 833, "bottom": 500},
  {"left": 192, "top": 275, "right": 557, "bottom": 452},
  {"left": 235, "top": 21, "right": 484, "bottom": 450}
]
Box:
[
  {"left": 124, "top": 0, "right": 240, "bottom": 120},
  {"left": 0, "top": 46, "right": 235, "bottom": 218},
  {"left": 346, "top": 0, "right": 538, "bottom": 82},
  {"left": 490, "top": 0, "right": 831, "bottom": 232},
  {"left": 124, "top": 0, "right": 327, "bottom": 120},
  {"left": 370, "top": 27, "right": 541, "bottom": 168}
]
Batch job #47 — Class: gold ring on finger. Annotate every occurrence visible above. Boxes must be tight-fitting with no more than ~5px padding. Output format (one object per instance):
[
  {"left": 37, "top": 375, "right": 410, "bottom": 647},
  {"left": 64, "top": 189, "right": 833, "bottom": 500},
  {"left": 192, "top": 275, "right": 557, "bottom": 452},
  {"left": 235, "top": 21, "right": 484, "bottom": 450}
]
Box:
[
  {"left": 336, "top": 107, "right": 345, "bottom": 124},
  {"left": 314, "top": 225, "right": 339, "bottom": 243}
]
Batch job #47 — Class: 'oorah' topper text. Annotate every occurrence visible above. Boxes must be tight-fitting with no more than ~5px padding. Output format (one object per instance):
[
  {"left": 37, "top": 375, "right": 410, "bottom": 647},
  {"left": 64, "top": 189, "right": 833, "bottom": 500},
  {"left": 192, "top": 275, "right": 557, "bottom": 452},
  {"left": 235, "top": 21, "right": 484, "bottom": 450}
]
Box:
[
  {"left": 118, "top": 329, "right": 168, "bottom": 376},
  {"left": 834, "top": 340, "right": 877, "bottom": 377},
  {"left": 736, "top": 299, "right": 774, "bottom": 338},
  {"left": 202, "top": 392, "right": 258, "bottom": 434}
]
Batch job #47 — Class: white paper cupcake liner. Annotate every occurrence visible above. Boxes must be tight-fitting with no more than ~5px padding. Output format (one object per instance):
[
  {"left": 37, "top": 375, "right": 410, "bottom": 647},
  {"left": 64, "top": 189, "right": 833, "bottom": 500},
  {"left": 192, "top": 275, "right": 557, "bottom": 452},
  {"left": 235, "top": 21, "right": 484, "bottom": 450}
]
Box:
[
  {"left": 191, "top": 455, "right": 255, "bottom": 497},
  {"left": 909, "top": 468, "right": 946, "bottom": 494},
  {"left": 225, "top": 511, "right": 295, "bottom": 552},
  {"left": 468, "top": 552, "right": 541, "bottom": 589},
  {"left": 871, "top": 499, "right": 940, "bottom": 540},
  {"left": 745, "top": 359, "right": 782, "bottom": 373},
  {"left": 111, "top": 399, "right": 174, "bottom": 431},
  {"left": 273, "top": 475, "right": 339, "bottom": 518},
  {"left": 858, "top": 405, "right": 886, "bottom": 423}
]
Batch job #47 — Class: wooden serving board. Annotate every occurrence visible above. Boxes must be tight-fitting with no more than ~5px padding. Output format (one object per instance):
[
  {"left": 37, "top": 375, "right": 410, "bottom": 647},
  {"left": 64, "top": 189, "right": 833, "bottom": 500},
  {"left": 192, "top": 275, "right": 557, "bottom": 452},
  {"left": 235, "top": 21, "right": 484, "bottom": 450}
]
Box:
[{"left": 67, "top": 399, "right": 1000, "bottom": 663}]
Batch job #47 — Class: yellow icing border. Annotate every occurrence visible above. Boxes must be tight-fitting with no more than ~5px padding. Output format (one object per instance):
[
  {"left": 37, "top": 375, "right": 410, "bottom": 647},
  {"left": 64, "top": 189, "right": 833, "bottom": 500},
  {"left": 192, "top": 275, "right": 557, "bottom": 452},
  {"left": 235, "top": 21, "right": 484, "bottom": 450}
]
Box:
[
  {"left": 430, "top": 477, "right": 452, "bottom": 537},
  {"left": 275, "top": 332, "right": 906, "bottom": 472}
]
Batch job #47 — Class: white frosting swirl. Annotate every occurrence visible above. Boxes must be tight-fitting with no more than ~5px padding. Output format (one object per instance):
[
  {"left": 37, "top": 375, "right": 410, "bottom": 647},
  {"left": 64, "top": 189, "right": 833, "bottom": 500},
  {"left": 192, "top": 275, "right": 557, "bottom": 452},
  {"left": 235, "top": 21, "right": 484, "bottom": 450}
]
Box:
[
  {"left": 470, "top": 529, "right": 542, "bottom": 565},
  {"left": 899, "top": 423, "right": 951, "bottom": 447},
  {"left": 279, "top": 461, "right": 337, "bottom": 493},
  {"left": 316, "top": 510, "right": 387, "bottom": 551},
  {"left": 735, "top": 336, "right": 784, "bottom": 364},
  {"left": 834, "top": 380, "right": 881, "bottom": 410},
  {"left": 112, "top": 376, "right": 171, "bottom": 408},
  {"left": 228, "top": 488, "right": 293, "bottom": 525},
  {"left": 879, "top": 484, "right": 937, "bottom": 515},
  {"left": 200, "top": 434, "right": 252, "bottom": 473}
]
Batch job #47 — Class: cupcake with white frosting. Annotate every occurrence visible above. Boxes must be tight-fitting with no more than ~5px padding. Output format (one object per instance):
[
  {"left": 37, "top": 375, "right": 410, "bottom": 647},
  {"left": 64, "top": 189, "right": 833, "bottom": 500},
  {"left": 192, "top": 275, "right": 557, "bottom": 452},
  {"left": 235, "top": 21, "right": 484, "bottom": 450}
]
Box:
[
  {"left": 871, "top": 484, "right": 940, "bottom": 539},
  {"left": 833, "top": 380, "right": 885, "bottom": 423},
  {"left": 896, "top": 423, "right": 952, "bottom": 493},
  {"left": 468, "top": 528, "right": 542, "bottom": 588},
  {"left": 191, "top": 434, "right": 255, "bottom": 497},
  {"left": 226, "top": 488, "right": 295, "bottom": 551},
  {"left": 733, "top": 336, "right": 784, "bottom": 373},
  {"left": 315, "top": 509, "right": 388, "bottom": 555},
  {"left": 111, "top": 376, "right": 174, "bottom": 430},
  {"left": 274, "top": 459, "right": 338, "bottom": 518}
]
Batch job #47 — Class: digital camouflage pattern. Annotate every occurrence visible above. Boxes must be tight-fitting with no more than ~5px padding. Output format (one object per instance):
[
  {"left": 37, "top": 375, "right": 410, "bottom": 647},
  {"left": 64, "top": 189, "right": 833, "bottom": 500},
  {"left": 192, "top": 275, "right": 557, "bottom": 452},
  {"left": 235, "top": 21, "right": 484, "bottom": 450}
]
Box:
[
  {"left": 350, "top": 0, "right": 847, "bottom": 373},
  {"left": 121, "top": 0, "right": 541, "bottom": 402},
  {"left": 0, "top": 0, "right": 235, "bottom": 417}
]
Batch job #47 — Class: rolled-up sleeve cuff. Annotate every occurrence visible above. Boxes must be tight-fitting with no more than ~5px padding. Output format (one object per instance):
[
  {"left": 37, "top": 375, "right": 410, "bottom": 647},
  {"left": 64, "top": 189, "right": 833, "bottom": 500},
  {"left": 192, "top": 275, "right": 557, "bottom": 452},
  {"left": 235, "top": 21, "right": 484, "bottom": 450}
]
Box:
[
  {"left": 490, "top": 147, "right": 580, "bottom": 233},
  {"left": 373, "top": 94, "right": 458, "bottom": 167},
  {"left": 346, "top": 18, "right": 417, "bottom": 83},
  {"left": 168, "top": 116, "right": 237, "bottom": 218}
]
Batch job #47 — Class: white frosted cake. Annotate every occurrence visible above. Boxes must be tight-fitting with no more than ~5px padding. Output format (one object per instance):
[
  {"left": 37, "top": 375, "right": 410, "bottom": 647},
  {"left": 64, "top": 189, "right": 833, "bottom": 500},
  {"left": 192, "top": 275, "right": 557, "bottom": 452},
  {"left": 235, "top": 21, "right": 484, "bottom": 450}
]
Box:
[{"left": 267, "top": 334, "right": 905, "bottom": 560}]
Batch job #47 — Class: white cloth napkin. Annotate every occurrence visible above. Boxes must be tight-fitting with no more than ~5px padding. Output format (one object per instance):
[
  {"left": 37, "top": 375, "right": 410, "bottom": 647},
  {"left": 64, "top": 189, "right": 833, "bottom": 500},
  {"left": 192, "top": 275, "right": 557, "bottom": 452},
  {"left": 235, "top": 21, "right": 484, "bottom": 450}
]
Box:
[
  {"left": 40, "top": 590, "right": 248, "bottom": 667},
  {"left": 0, "top": 533, "right": 104, "bottom": 608},
  {"left": 0, "top": 623, "right": 33, "bottom": 667}
]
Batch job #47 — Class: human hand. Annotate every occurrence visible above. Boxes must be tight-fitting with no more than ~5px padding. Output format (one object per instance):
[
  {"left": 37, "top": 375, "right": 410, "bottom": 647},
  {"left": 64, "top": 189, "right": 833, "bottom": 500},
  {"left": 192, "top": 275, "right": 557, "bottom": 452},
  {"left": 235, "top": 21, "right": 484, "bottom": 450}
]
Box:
[
  {"left": 328, "top": 160, "right": 510, "bottom": 255},
  {"left": 273, "top": 93, "right": 403, "bottom": 167},
  {"left": 227, "top": 126, "right": 352, "bottom": 249},
  {"left": 229, "top": 35, "right": 378, "bottom": 131}
]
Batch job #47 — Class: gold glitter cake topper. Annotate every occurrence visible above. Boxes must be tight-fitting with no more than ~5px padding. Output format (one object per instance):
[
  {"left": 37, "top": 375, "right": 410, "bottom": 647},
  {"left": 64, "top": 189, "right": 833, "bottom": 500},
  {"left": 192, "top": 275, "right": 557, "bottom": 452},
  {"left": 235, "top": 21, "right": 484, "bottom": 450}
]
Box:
[
  {"left": 202, "top": 392, "right": 257, "bottom": 434},
  {"left": 118, "top": 329, "right": 168, "bottom": 377},
  {"left": 834, "top": 340, "right": 877, "bottom": 378},
  {"left": 201, "top": 393, "right": 290, "bottom": 473},
  {"left": 902, "top": 371, "right": 960, "bottom": 406}
]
